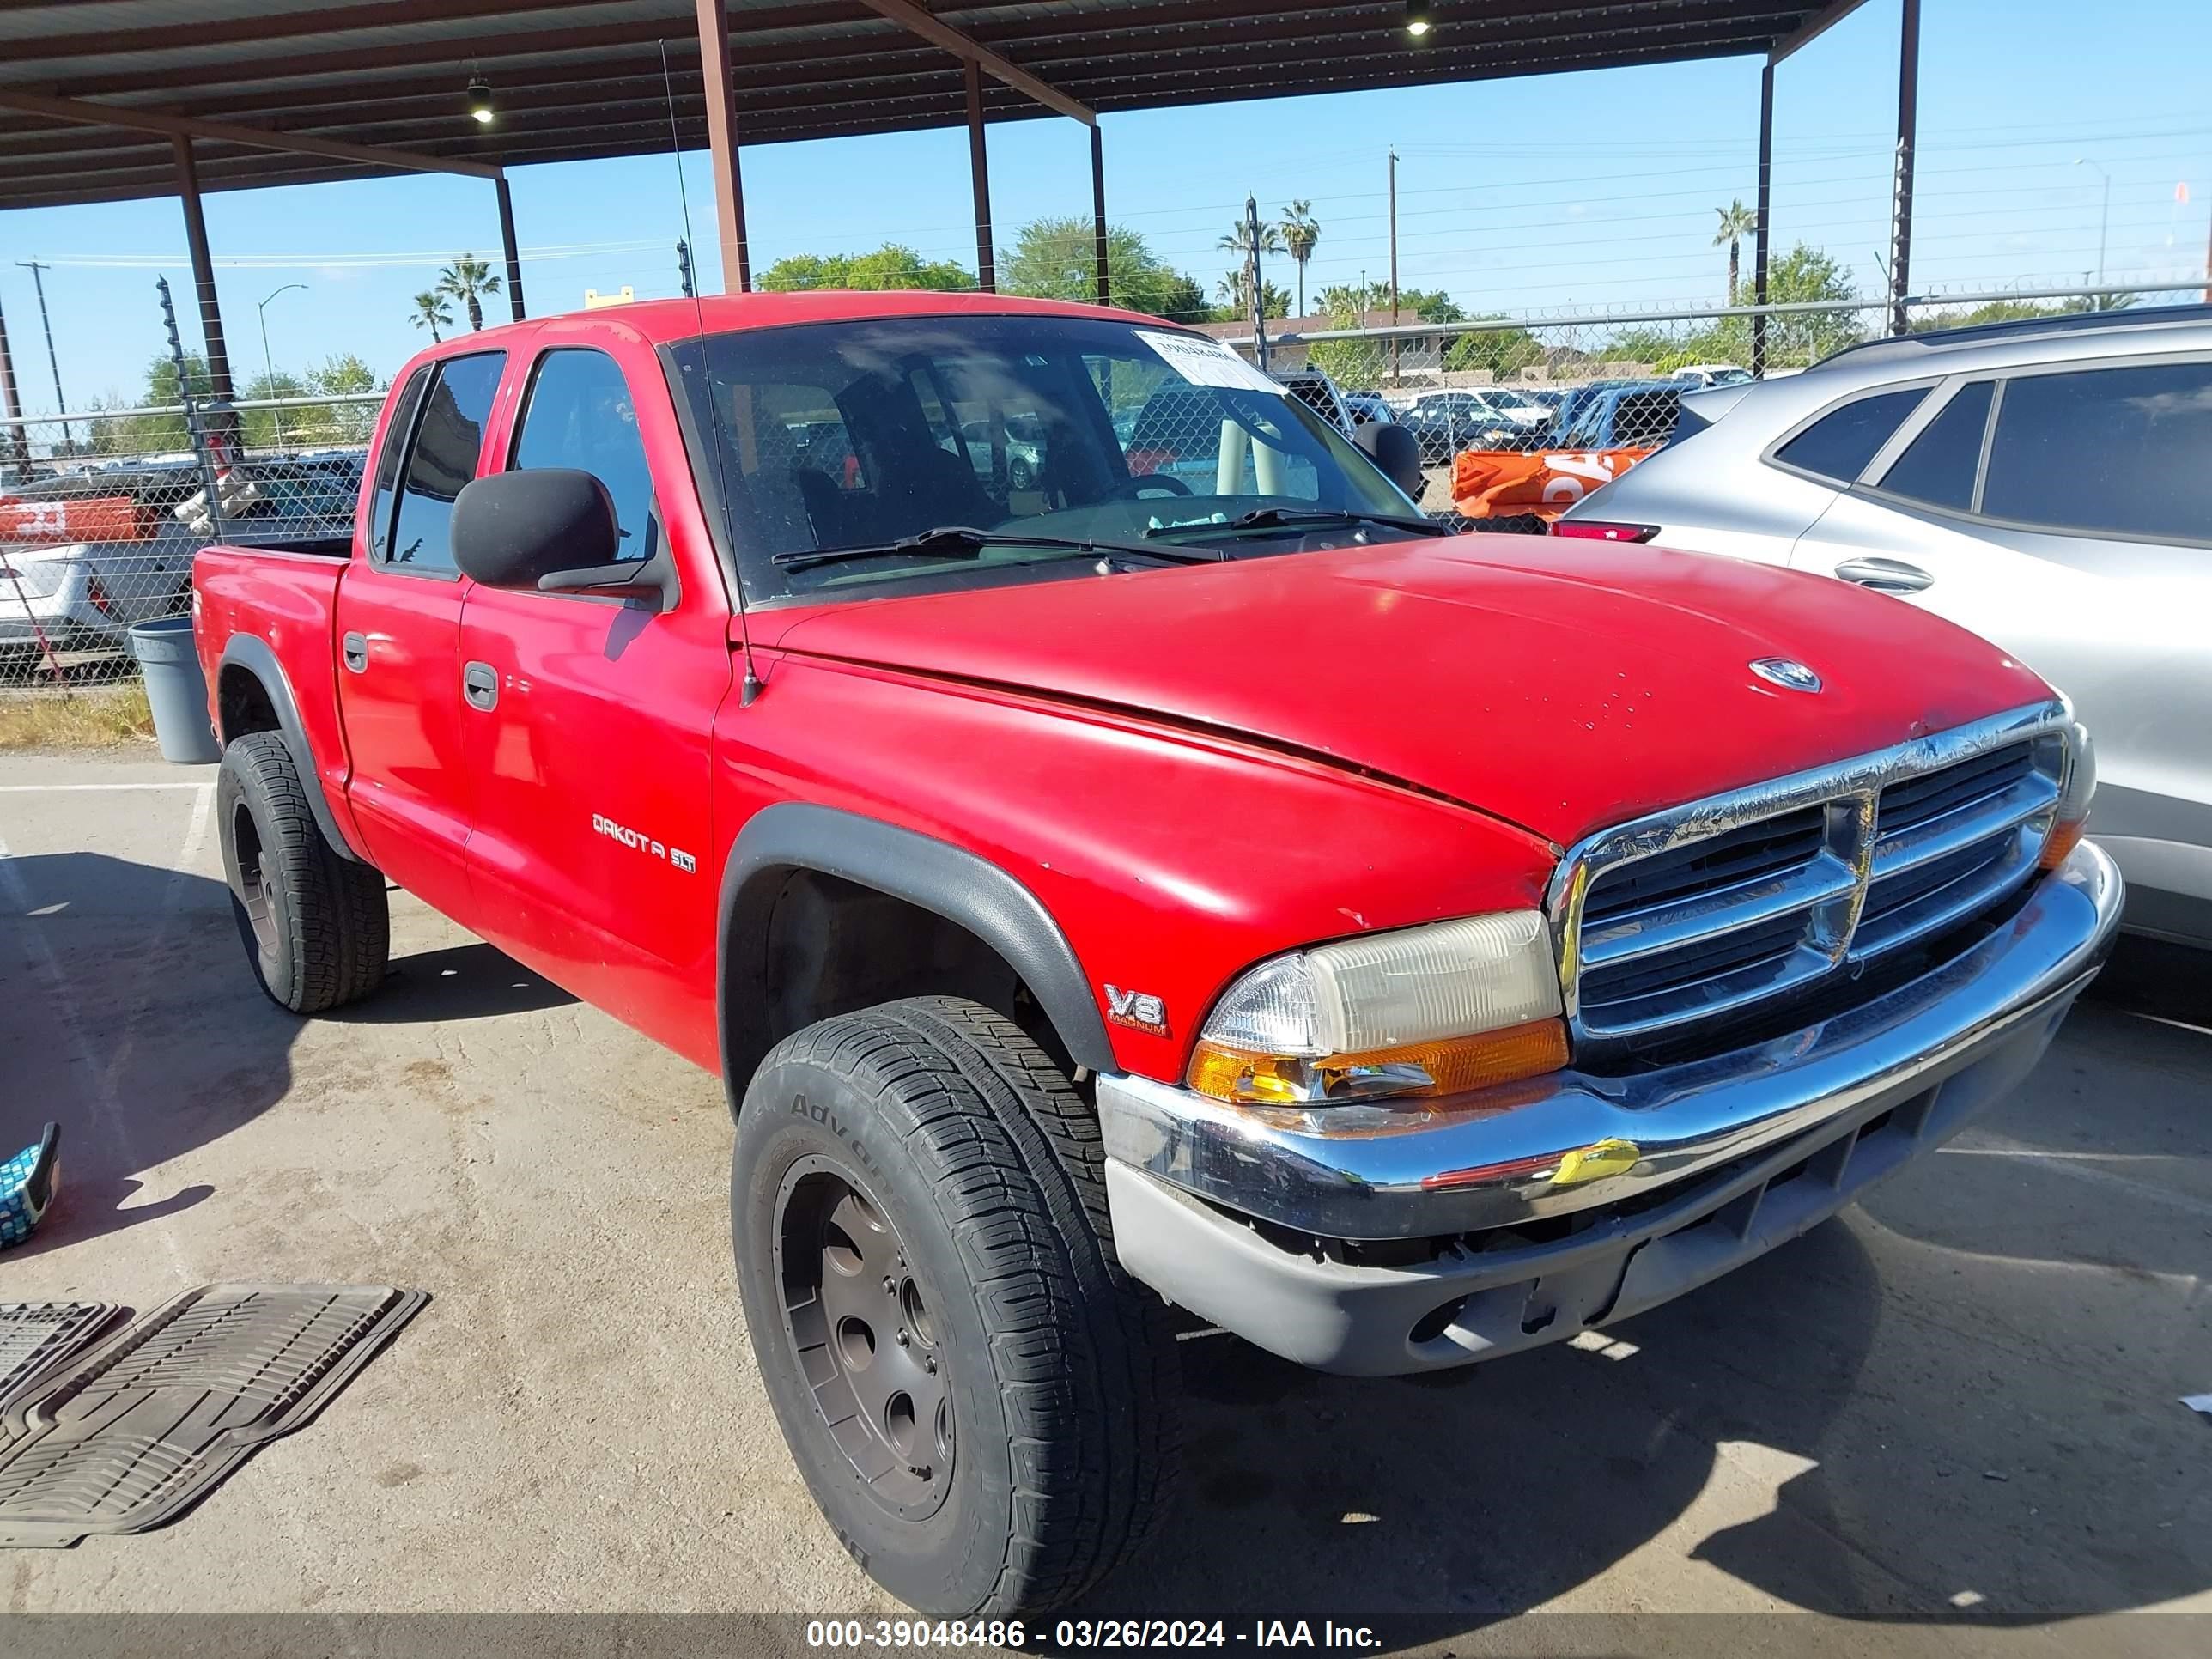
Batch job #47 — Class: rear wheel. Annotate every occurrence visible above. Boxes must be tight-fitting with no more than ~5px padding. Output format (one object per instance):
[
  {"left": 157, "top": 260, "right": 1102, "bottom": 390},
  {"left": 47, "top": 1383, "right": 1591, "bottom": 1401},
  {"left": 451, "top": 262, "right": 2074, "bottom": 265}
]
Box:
[
  {"left": 217, "top": 731, "right": 388, "bottom": 1013},
  {"left": 733, "top": 996, "right": 1177, "bottom": 1616}
]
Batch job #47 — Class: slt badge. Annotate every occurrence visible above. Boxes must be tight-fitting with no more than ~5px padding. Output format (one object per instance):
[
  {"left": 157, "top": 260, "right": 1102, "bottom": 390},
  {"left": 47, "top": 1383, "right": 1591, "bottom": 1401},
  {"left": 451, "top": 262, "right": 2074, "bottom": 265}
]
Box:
[{"left": 1748, "top": 656, "right": 1823, "bottom": 694}]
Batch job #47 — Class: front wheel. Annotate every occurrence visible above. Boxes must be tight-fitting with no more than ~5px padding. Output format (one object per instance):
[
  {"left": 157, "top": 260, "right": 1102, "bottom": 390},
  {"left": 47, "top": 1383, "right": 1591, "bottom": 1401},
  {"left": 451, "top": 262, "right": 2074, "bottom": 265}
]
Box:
[{"left": 733, "top": 997, "right": 1177, "bottom": 1616}]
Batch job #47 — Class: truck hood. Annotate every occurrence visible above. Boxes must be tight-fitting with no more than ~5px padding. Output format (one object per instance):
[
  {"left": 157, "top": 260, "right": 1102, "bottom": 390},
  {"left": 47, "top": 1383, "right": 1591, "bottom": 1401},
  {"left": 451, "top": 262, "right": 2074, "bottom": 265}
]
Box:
[{"left": 771, "top": 534, "right": 2053, "bottom": 848}]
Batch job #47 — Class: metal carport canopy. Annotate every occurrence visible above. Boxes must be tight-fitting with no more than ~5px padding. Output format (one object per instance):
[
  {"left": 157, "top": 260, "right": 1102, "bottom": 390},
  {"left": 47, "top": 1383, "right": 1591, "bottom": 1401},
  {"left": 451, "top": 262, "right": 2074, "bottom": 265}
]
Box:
[{"left": 0, "top": 1, "right": 1855, "bottom": 212}]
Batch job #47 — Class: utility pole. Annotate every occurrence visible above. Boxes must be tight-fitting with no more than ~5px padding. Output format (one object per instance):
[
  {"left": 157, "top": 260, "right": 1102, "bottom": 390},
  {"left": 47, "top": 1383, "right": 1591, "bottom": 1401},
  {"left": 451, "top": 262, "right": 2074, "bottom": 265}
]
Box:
[
  {"left": 1887, "top": 0, "right": 1921, "bottom": 337},
  {"left": 0, "top": 294, "right": 28, "bottom": 475},
  {"left": 1387, "top": 147, "right": 1401, "bottom": 383},
  {"left": 1245, "top": 196, "right": 1268, "bottom": 372},
  {"left": 15, "top": 260, "right": 64, "bottom": 417}
]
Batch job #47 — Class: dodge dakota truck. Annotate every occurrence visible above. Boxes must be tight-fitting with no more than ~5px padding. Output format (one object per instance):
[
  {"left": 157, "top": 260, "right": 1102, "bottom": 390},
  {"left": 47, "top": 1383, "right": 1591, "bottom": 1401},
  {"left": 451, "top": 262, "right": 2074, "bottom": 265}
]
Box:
[{"left": 193, "top": 291, "right": 2121, "bottom": 1618}]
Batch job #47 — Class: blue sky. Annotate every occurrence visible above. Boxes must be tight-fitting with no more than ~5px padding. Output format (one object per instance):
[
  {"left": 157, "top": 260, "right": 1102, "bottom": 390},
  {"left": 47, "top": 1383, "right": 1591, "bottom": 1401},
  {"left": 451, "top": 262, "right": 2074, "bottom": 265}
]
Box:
[{"left": 3, "top": 0, "right": 2208, "bottom": 416}]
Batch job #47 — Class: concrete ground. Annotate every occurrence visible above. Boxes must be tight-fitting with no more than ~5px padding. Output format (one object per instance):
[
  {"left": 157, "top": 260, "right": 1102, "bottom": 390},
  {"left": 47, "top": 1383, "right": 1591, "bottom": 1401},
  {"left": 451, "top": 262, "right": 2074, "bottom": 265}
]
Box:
[{"left": 1, "top": 748, "right": 2207, "bottom": 1655}]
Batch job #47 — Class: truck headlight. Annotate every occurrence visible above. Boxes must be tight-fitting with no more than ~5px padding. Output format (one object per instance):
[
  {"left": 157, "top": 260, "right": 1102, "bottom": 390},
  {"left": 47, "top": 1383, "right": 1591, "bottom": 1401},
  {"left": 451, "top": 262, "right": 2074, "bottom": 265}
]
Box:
[
  {"left": 2039, "top": 720, "right": 2096, "bottom": 871},
  {"left": 1187, "top": 912, "right": 1568, "bottom": 1105}
]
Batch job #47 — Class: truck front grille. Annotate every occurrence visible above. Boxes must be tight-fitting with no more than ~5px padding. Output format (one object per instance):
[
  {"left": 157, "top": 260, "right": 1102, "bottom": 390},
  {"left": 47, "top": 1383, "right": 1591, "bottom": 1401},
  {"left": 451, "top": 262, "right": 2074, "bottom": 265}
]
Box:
[{"left": 1554, "top": 705, "right": 2069, "bottom": 1058}]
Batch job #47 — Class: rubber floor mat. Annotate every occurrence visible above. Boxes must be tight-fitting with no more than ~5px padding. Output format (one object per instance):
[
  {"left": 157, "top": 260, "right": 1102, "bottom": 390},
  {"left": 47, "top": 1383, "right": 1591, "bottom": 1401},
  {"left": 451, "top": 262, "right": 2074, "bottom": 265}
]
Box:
[
  {"left": 0, "top": 1304, "right": 123, "bottom": 1420},
  {"left": 0, "top": 1283, "right": 427, "bottom": 1547}
]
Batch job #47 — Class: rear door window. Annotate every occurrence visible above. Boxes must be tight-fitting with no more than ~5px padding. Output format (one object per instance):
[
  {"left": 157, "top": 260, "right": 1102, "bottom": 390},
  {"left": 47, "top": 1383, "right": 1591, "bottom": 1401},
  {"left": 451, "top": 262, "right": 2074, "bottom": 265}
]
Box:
[
  {"left": 365, "top": 366, "right": 431, "bottom": 562},
  {"left": 384, "top": 352, "right": 505, "bottom": 574},
  {"left": 1774, "top": 387, "right": 1929, "bottom": 483},
  {"left": 1979, "top": 360, "right": 2212, "bottom": 542},
  {"left": 1877, "top": 380, "right": 1993, "bottom": 511}
]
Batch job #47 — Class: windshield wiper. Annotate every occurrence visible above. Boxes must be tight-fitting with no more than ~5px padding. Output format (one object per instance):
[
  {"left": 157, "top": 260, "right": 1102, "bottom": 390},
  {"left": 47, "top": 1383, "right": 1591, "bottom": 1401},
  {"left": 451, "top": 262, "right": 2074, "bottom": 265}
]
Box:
[
  {"left": 775, "top": 525, "right": 1225, "bottom": 574},
  {"left": 1146, "top": 507, "right": 1449, "bottom": 541}
]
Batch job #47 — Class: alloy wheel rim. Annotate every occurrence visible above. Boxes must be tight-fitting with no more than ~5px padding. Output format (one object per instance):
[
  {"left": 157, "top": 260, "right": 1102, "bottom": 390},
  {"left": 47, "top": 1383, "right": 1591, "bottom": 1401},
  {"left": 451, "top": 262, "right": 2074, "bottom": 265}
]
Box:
[{"left": 774, "top": 1155, "right": 954, "bottom": 1518}]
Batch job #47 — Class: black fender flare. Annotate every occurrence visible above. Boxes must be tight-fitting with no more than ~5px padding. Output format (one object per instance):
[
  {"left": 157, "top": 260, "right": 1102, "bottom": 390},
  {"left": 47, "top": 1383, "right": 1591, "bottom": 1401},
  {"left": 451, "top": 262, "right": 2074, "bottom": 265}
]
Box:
[
  {"left": 215, "top": 635, "right": 371, "bottom": 865},
  {"left": 716, "top": 802, "right": 1116, "bottom": 1109}
]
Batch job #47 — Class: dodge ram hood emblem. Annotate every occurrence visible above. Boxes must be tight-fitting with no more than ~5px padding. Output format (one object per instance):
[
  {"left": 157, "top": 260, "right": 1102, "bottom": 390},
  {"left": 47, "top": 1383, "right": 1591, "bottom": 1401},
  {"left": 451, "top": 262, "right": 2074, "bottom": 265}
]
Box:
[{"left": 1749, "top": 657, "right": 1823, "bottom": 694}]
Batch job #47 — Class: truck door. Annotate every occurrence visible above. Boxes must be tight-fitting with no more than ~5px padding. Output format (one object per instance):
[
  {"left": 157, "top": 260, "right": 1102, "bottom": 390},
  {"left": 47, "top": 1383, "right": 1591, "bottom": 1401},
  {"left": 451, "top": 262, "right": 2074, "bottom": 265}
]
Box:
[
  {"left": 334, "top": 349, "right": 505, "bottom": 922},
  {"left": 457, "top": 342, "right": 732, "bottom": 1056}
]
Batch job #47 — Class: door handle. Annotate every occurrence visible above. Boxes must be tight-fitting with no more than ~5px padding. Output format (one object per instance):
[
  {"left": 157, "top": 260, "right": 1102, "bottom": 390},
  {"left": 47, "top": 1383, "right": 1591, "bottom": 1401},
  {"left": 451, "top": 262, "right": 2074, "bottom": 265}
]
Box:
[
  {"left": 1834, "top": 556, "right": 1934, "bottom": 593},
  {"left": 463, "top": 661, "right": 498, "bottom": 711},
  {"left": 342, "top": 631, "right": 368, "bottom": 673}
]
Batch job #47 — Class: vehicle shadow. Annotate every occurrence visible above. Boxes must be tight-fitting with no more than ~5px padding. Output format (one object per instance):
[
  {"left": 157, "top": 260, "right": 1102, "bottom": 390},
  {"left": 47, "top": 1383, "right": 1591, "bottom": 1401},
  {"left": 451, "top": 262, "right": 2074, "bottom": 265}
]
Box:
[
  {"left": 1080, "top": 936, "right": 2211, "bottom": 1634},
  {"left": 0, "top": 851, "right": 564, "bottom": 1258},
  {"left": 319, "top": 939, "right": 576, "bottom": 1024}
]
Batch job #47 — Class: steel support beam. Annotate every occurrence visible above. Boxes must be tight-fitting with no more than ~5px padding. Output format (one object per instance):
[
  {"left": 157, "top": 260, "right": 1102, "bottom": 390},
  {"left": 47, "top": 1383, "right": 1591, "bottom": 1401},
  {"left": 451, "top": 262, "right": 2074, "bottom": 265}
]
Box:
[
  {"left": 854, "top": 0, "right": 1094, "bottom": 124},
  {"left": 964, "top": 60, "right": 995, "bottom": 293},
  {"left": 1889, "top": 0, "right": 1919, "bottom": 336},
  {"left": 695, "top": 0, "right": 752, "bottom": 293},
  {"left": 496, "top": 175, "right": 526, "bottom": 322},
  {"left": 0, "top": 86, "right": 501, "bottom": 179},
  {"left": 172, "top": 136, "right": 238, "bottom": 423},
  {"left": 1091, "top": 125, "right": 1109, "bottom": 305},
  {"left": 1752, "top": 56, "right": 1773, "bottom": 377}
]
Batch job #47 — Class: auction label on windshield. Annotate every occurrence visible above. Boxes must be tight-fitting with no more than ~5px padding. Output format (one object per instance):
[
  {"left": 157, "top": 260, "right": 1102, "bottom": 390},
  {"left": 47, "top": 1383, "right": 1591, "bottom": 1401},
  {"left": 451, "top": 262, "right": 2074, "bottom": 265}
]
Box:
[{"left": 1133, "top": 329, "right": 1285, "bottom": 397}]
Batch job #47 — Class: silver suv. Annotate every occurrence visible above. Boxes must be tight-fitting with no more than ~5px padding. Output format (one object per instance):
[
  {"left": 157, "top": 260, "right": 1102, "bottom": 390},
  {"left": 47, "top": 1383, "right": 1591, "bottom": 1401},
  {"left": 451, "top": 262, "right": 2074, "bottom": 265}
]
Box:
[{"left": 1562, "top": 305, "right": 2212, "bottom": 946}]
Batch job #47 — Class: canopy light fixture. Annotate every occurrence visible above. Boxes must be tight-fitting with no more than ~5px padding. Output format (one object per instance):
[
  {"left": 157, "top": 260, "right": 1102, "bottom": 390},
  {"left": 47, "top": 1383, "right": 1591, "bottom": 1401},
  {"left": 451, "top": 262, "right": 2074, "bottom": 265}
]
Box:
[
  {"left": 465, "top": 77, "right": 495, "bottom": 125},
  {"left": 1406, "top": 1, "right": 1434, "bottom": 36}
]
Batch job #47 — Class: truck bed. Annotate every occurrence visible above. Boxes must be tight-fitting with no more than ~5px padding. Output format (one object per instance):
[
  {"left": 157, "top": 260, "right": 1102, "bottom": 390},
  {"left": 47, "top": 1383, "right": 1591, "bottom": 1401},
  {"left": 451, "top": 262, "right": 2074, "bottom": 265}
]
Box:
[{"left": 193, "top": 539, "right": 357, "bottom": 850}]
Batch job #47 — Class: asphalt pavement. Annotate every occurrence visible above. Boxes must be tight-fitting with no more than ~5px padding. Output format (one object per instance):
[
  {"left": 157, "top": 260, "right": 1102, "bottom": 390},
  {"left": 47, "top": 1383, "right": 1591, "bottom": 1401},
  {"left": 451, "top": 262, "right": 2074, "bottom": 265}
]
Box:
[{"left": 1, "top": 748, "right": 2206, "bottom": 1657}]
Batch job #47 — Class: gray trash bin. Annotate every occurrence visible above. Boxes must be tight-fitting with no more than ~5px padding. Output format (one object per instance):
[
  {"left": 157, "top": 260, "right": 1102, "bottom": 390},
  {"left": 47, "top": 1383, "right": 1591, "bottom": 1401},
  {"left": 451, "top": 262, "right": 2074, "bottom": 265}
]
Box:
[{"left": 127, "top": 616, "right": 221, "bottom": 764}]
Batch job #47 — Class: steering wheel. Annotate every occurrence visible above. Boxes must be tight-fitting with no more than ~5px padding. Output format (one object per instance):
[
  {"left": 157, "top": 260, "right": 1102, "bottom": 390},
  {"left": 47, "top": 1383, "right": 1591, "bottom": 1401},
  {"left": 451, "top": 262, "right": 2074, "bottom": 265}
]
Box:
[{"left": 1102, "top": 471, "right": 1192, "bottom": 499}]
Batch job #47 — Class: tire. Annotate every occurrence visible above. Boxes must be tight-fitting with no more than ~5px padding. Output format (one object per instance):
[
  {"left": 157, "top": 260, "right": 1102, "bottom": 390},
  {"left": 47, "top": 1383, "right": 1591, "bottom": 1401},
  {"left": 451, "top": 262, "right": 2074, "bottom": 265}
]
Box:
[
  {"left": 216, "top": 730, "right": 389, "bottom": 1013},
  {"left": 732, "top": 996, "right": 1177, "bottom": 1617}
]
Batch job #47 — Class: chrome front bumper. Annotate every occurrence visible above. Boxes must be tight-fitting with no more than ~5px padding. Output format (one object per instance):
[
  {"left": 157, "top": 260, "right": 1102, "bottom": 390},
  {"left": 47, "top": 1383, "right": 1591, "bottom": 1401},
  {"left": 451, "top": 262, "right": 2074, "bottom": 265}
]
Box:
[{"left": 1100, "top": 840, "right": 2122, "bottom": 1375}]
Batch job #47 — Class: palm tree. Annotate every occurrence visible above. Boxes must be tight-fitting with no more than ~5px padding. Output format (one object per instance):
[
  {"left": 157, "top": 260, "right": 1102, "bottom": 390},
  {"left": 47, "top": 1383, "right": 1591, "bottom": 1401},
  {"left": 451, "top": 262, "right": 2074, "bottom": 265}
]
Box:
[
  {"left": 437, "top": 252, "right": 503, "bottom": 331},
  {"left": 1279, "top": 201, "right": 1321, "bottom": 319},
  {"left": 409, "top": 290, "right": 454, "bottom": 343},
  {"left": 1713, "top": 201, "right": 1758, "bottom": 304},
  {"left": 1217, "top": 219, "right": 1283, "bottom": 320}
]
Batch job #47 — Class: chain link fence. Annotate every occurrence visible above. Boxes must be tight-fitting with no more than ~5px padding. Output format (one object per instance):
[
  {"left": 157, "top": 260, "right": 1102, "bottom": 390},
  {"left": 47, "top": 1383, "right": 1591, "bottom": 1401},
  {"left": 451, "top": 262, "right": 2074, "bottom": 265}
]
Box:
[
  {"left": 1218, "top": 283, "right": 2181, "bottom": 524},
  {"left": 1, "top": 392, "right": 376, "bottom": 686}
]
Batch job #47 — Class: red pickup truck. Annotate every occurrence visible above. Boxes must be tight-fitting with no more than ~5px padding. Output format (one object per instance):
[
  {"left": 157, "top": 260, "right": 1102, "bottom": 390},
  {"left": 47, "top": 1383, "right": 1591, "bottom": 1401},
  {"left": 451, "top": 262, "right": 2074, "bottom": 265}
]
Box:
[{"left": 194, "top": 291, "right": 2121, "bottom": 1617}]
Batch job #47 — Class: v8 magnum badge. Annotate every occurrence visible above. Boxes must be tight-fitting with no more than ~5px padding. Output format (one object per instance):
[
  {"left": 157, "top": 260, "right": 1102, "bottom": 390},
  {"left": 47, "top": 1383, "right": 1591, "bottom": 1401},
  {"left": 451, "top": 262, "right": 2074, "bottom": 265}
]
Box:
[{"left": 1103, "top": 984, "right": 1169, "bottom": 1037}]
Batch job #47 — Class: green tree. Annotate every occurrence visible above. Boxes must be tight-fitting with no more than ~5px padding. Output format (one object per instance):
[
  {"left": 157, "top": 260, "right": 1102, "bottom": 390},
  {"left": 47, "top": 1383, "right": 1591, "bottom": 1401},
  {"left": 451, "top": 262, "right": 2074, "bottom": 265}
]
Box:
[
  {"left": 409, "top": 290, "right": 453, "bottom": 343},
  {"left": 1003, "top": 216, "right": 1206, "bottom": 319},
  {"left": 437, "top": 253, "right": 503, "bottom": 331},
  {"left": 757, "top": 243, "right": 977, "bottom": 291},
  {"left": 1713, "top": 200, "right": 1758, "bottom": 303},
  {"left": 1279, "top": 201, "right": 1321, "bottom": 318},
  {"left": 1443, "top": 317, "right": 1543, "bottom": 380}
]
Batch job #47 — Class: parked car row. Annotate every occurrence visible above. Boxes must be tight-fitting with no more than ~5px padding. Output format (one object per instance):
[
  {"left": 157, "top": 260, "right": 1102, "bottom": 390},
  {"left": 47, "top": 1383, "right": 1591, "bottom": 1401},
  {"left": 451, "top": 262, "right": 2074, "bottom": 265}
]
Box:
[{"left": 1, "top": 451, "right": 362, "bottom": 671}]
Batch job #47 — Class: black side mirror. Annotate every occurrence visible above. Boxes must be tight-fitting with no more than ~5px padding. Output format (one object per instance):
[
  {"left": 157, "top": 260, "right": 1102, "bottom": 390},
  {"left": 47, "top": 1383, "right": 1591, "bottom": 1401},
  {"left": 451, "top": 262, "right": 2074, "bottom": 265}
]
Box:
[
  {"left": 1352, "top": 419, "right": 1425, "bottom": 500},
  {"left": 451, "top": 468, "right": 674, "bottom": 611}
]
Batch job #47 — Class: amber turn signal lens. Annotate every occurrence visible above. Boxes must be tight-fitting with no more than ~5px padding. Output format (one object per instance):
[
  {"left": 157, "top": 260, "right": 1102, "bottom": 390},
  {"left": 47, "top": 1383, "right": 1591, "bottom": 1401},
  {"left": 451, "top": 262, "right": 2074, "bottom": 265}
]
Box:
[
  {"left": 2038, "top": 818, "right": 2087, "bottom": 872},
  {"left": 1186, "top": 1018, "right": 1570, "bottom": 1106}
]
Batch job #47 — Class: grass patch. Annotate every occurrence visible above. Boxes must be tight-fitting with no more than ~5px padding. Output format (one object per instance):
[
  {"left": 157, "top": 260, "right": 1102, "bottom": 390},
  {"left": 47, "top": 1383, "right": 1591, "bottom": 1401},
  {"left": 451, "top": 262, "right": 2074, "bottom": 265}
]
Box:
[{"left": 0, "top": 681, "right": 158, "bottom": 750}]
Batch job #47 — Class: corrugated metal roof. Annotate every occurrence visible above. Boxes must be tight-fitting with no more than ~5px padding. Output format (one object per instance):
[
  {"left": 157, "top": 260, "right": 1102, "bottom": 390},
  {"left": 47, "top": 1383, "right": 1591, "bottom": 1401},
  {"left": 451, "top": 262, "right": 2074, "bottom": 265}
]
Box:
[{"left": 0, "top": 1, "right": 1842, "bottom": 210}]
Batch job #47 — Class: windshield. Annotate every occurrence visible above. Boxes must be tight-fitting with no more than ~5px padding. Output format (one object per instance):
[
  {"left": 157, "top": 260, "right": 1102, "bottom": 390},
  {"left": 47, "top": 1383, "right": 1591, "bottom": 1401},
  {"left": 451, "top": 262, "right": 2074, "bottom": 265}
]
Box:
[{"left": 667, "top": 313, "right": 1422, "bottom": 604}]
